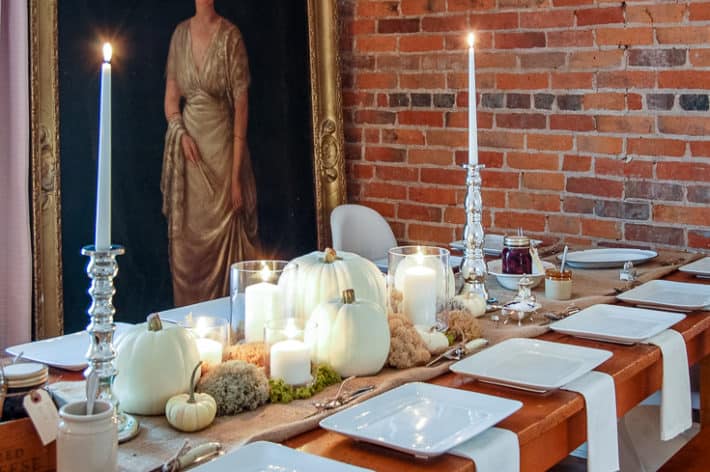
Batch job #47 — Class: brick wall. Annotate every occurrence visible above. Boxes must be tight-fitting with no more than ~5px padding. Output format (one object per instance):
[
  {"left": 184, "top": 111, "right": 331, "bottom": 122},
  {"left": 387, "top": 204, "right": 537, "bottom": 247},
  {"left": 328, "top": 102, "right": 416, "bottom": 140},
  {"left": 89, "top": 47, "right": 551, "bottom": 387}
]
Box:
[{"left": 339, "top": 0, "right": 710, "bottom": 252}]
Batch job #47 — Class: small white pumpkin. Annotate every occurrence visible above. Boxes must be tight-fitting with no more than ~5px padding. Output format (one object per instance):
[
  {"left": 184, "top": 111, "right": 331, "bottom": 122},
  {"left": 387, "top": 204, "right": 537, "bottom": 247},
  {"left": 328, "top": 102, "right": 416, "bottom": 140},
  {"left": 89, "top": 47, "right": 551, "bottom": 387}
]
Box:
[
  {"left": 165, "top": 362, "right": 216, "bottom": 432},
  {"left": 280, "top": 248, "right": 386, "bottom": 323},
  {"left": 414, "top": 326, "right": 450, "bottom": 354},
  {"left": 304, "top": 302, "right": 339, "bottom": 364},
  {"left": 328, "top": 289, "right": 390, "bottom": 377},
  {"left": 114, "top": 313, "right": 201, "bottom": 415}
]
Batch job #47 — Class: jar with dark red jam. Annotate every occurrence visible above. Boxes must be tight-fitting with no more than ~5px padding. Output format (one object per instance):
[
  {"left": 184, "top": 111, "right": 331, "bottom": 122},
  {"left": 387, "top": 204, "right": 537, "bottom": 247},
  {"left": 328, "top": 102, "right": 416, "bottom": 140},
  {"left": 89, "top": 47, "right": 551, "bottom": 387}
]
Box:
[{"left": 501, "top": 236, "right": 532, "bottom": 274}]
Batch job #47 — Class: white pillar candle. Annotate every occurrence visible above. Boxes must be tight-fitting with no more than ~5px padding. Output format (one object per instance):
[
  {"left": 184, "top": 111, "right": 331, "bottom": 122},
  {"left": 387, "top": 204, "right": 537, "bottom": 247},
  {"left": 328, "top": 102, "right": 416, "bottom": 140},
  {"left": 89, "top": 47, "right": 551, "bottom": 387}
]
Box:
[
  {"left": 270, "top": 339, "right": 311, "bottom": 385},
  {"left": 467, "top": 33, "right": 478, "bottom": 166},
  {"left": 245, "top": 266, "right": 283, "bottom": 342},
  {"left": 195, "top": 338, "right": 223, "bottom": 367},
  {"left": 402, "top": 265, "right": 437, "bottom": 326},
  {"left": 95, "top": 43, "right": 112, "bottom": 250}
]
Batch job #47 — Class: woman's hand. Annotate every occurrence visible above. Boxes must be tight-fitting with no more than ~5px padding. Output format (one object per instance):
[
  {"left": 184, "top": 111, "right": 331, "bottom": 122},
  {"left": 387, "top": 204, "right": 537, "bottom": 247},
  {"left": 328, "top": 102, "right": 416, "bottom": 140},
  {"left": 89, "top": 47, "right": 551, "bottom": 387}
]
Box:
[
  {"left": 231, "top": 177, "right": 244, "bottom": 211},
  {"left": 181, "top": 134, "right": 202, "bottom": 163}
]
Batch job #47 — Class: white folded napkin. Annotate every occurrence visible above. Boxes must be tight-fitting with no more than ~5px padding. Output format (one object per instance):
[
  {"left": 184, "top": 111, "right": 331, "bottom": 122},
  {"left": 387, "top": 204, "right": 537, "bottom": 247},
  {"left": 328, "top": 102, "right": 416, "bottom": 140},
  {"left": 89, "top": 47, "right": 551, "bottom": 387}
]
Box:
[
  {"left": 562, "top": 371, "right": 619, "bottom": 472},
  {"left": 449, "top": 427, "right": 519, "bottom": 472},
  {"left": 645, "top": 329, "right": 692, "bottom": 441}
]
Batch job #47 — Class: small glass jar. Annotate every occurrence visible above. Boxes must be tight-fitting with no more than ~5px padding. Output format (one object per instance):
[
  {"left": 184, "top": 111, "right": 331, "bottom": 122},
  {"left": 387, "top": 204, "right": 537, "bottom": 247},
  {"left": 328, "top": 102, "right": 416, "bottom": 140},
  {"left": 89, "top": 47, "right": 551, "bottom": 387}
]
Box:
[
  {"left": 501, "top": 236, "right": 532, "bottom": 275},
  {"left": 1, "top": 363, "right": 49, "bottom": 421},
  {"left": 264, "top": 318, "right": 312, "bottom": 386},
  {"left": 181, "top": 315, "right": 229, "bottom": 368},
  {"left": 545, "top": 269, "right": 573, "bottom": 300}
]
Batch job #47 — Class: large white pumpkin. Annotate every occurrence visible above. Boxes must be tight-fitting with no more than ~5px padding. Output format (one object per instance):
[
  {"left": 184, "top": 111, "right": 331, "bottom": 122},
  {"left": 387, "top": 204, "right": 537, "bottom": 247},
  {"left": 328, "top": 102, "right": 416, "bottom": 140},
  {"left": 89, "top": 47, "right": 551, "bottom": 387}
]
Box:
[
  {"left": 304, "top": 302, "right": 339, "bottom": 365},
  {"left": 114, "top": 314, "right": 201, "bottom": 415},
  {"left": 281, "top": 248, "right": 386, "bottom": 323},
  {"left": 328, "top": 289, "right": 390, "bottom": 377}
]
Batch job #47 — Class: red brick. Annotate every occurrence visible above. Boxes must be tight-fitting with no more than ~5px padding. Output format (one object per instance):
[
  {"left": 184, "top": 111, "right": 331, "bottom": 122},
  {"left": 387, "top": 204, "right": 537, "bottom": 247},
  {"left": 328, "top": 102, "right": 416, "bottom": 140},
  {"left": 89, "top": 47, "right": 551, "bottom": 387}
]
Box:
[
  {"left": 507, "top": 152, "right": 560, "bottom": 170},
  {"left": 690, "top": 49, "right": 710, "bottom": 67},
  {"left": 522, "top": 172, "right": 565, "bottom": 191},
  {"left": 455, "top": 150, "right": 505, "bottom": 168},
  {"left": 494, "top": 211, "right": 547, "bottom": 233},
  {"left": 382, "top": 129, "right": 424, "bottom": 146},
  {"left": 355, "top": 110, "right": 396, "bottom": 125},
  {"left": 577, "top": 135, "right": 623, "bottom": 155},
  {"left": 475, "top": 52, "right": 518, "bottom": 69},
  {"left": 627, "top": 4, "right": 686, "bottom": 24},
  {"left": 551, "top": 72, "right": 593, "bottom": 89},
  {"left": 399, "top": 73, "right": 446, "bottom": 89},
  {"left": 596, "top": 28, "right": 654, "bottom": 46},
  {"left": 497, "top": 113, "right": 547, "bottom": 129},
  {"left": 479, "top": 131, "right": 525, "bottom": 149},
  {"left": 689, "top": 2, "right": 710, "bottom": 21},
  {"left": 421, "top": 15, "right": 467, "bottom": 32},
  {"left": 657, "top": 161, "right": 710, "bottom": 181},
  {"left": 508, "top": 192, "right": 561, "bottom": 212},
  {"left": 408, "top": 149, "right": 454, "bottom": 166},
  {"left": 444, "top": 207, "right": 465, "bottom": 225},
  {"left": 470, "top": 12, "right": 519, "bottom": 30},
  {"left": 563, "top": 154, "right": 592, "bottom": 172},
  {"left": 595, "top": 158, "right": 653, "bottom": 178},
  {"left": 398, "top": 110, "right": 444, "bottom": 127},
  {"left": 495, "top": 32, "right": 546, "bottom": 49},
  {"left": 447, "top": 0, "right": 496, "bottom": 11},
  {"left": 397, "top": 203, "right": 442, "bottom": 222},
  {"left": 482, "top": 189, "right": 506, "bottom": 208},
  {"left": 349, "top": 162, "right": 374, "bottom": 180},
  {"left": 351, "top": 20, "right": 376, "bottom": 35},
  {"left": 627, "top": 94, "right": 643, "bottom": 111},
  {"left": 480, "top": 170, "right": 520, "bottom": 189},
  {"left": 359, "top": 200, "right": 397, "bottom": 219},
  {"left": 400, "top": 0, "right": 446, "bottom": 15},
  {"left": 426, "top": 130, "right": 468, "bottom": 147},
  {"left": 420, "top": 167, "right": 465, "bottom": 185},
  {"left": 658, "top": 116, "right": 710, "bottom": 136},
  {"left": 548, "top": 214, "right": 581, "bottom": 235},
  {"left": 654, "top": 205, "right": 710, "bottom": 226},
  {"left": 365, "top": 146, "right": 406, "bottom": 163},
  {"left": 496, "top": 73, "right": 548, "bottom": 90},
  {"left": 564, "top": 196, "right": 595, "bottom": 214},
  {"left": 343, "top": 92, "right": 374, "bottom": 108},
  {"left": 407, "top": 223, "right": 455, "bottom": 244},
  {"left": 357, "top": 1, "right": 399, "bottom": 18},
  {"left": 569, "top": 50, "right": 624, "bottom": 69},
  {"left": 596, "top": 115, "right": 654, "bottom": 134},
  {"left": 576, "top": 7, "right": 624, "bottom": 26},
  {"left": 657, "top": 27, "right": 710, "bottom": 44},
  {"left": 409, "top": 186, "right": 459, "bottom": 205},
  {"left": 362, "top": 181, "right": 407, "bottom": 200},
  {"left": 583, "top": 93, "right": 625, "bottom": 111},
  {"left": 625, "top": 224, "right": 685, "bottom": 246},
  {"left": 356, "top": 72, "right": 397, "bottom": 89},
  {"left": 519, "top": 52, "right": 567, "bottom": 70},
  {"left": 377, "top": 55, "right": 421, "bottom": 70},
  {"left": 597, "top": 71, "right": 656, "bottom": 89},
  {"left": 345, "top": 143, "right": 363, "bottom": 161},
  {"left": 375, "top": 165, "right": 419, "bottom": 182},
  {"left": 690, "top": 141, "right": 710, "bottom": 157},
  {"left": 378, "top": 18, "right": 420, "bottom": 34},
  {"left": 400, "top": 35, "right": 445, "bottom": 52},
  {"left": 553, "top": 0, "right": 593, "bottom": 6},
  {"left": 365, "top": 128, "right": 380, "bottom": 143},
  {"left": 567, "top": 177, "right": 623, "bottom": 197},
  {"left": 448, "top": 72, "right": 495, "bottom": 89},
  {"left": 581, "top": 219, "right": 621, "bottom": 240},
  {"left": 688, "top": 230, "right": 710, "bottom": 250},
  {"left": 445, "top": 32, "right": 493, "bottom": 50},
  {"left": 520, "top": 10, "right": 575, "bottom": 28},
  {"left": 628, "top": 138, "right": 686, "bottom": 157},
  {"left": 446, "top": 111, "right": 493, "bottom": 129},
  {"left": 547, "top": 30, "right": 594, "bottom": 47},
  {"left": 550, "top": 115, "right": 595, "bottom": 132},
  {"left": 527, "top": 133, "right": 574, "bottom": 151},
  {"left": 658, "top": 71, "right": 710, "bottom": 90},
  {"left": 357, "top": 36, "right": 397, "bottom": 52}
]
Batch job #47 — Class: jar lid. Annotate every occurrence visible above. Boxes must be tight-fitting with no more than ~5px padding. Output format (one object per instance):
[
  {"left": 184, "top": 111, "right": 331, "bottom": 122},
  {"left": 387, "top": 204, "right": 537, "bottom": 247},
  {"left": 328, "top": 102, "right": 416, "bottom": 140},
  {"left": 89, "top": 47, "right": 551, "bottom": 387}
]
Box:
[
  {"left": 3, "top": 363, "right": 48, "bottom": 388},
  {"left": 503, "top": 235, "right": 531, "bottom": 247}
]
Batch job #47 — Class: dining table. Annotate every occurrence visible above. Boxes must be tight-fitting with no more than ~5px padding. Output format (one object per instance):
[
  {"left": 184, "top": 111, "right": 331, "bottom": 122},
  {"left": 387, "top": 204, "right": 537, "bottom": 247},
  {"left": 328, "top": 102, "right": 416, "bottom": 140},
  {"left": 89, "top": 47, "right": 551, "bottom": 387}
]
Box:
[{"left": 9, "top": 268, "right": 710, "bottom": 471}]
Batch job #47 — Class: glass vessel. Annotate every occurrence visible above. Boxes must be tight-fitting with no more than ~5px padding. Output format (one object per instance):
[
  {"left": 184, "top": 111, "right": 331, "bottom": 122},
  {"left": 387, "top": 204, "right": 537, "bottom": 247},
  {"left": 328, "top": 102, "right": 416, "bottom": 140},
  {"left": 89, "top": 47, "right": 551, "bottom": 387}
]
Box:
[
  {"left": 264, "top": 318, "right": 311, "bottom": 386},
  {"left": 501, "top": 236, "right": 532, "bottom": 275},
  {"left": 181, "top": 315, "right": 229, "bottom": 367}
]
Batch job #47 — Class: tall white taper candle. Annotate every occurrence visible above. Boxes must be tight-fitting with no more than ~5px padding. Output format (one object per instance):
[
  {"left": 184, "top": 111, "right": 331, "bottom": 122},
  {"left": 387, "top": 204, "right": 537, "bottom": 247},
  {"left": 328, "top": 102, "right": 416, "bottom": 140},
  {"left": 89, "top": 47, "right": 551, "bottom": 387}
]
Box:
[
  {"left": 467, "top": 33, "right": 478, "bottom": 166},
  {"left": 95, "top": 43, "right": 112, "bottom": 250}
]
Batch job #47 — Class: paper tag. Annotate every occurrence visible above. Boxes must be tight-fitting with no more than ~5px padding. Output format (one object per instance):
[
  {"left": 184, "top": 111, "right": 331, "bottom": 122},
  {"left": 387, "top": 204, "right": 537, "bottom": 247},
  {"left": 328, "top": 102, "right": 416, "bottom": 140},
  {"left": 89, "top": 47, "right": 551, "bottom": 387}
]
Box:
[{"left": 22, "top": 389, "right": 59, "bottom": 446}]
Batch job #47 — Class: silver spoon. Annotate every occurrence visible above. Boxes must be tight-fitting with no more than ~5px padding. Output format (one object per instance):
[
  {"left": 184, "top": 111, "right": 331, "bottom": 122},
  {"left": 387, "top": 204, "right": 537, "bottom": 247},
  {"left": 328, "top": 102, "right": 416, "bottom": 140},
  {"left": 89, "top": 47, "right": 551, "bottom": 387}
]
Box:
[
  {"left": 85, "top": 370, "right": 99, "bottom": 415},
  {"left": 560, "top": 245, "right": 569, "bottom": 273}
]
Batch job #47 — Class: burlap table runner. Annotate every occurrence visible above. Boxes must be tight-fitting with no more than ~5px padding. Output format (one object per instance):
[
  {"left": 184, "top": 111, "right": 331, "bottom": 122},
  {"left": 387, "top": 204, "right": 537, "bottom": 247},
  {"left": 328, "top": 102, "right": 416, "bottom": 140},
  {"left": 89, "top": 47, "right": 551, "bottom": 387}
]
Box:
[{"left": 52, "top": 249, "right": 699, "bottom": 471}]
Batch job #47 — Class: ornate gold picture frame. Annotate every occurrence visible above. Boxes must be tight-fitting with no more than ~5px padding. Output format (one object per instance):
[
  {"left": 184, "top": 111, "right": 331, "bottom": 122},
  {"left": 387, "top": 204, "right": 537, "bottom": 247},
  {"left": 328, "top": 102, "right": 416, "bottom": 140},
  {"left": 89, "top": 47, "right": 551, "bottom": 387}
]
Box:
[{"left": 29, "top": 0, "right": 345, "bottom": 339}]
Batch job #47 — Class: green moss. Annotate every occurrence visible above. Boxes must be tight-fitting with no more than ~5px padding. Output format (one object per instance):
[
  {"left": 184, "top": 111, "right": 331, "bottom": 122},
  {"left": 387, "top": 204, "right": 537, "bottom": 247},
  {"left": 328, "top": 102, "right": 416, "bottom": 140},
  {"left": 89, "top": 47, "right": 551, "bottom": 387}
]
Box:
[{"left": 268, "top": 364, "right": 342, "bottom": 404}]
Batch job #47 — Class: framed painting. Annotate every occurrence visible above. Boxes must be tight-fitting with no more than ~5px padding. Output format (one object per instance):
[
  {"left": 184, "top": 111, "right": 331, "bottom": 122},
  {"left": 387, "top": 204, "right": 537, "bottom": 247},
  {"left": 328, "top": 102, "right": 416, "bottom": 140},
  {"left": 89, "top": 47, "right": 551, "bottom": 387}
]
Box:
[{"left": 29, "top": 0, "right": 346, "bottom": 337}]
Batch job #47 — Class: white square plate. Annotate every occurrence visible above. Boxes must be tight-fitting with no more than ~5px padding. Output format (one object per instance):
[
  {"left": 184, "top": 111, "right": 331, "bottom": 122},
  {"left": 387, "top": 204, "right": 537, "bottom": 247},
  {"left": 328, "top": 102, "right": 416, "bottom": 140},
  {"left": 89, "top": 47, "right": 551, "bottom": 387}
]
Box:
[
  {"left": 193, "top": 441, "right": 371, "bottom": 471},
  {"left": 450, "top": 338, "right": 612, "bottom": 393},
  {"left": 450, "top": 234, "right": 542, "bottom": 256},
  {"left": 550, "top": 304, "right": 685, "bottom": 345},
  {"left": 5, "top": 323, "right": 134, "bottom": 371},
  {"left": 679, "top": 256, "right": 710, "bottom": 278},
  {"left": 319, "top": 382, "right": 522, "bottom": 458},
  {"left": 557, "top": 248, "right": 657, "bottom": 269},
  {"left": 616, "top": 280, "right": 710, "bottom": 312}
]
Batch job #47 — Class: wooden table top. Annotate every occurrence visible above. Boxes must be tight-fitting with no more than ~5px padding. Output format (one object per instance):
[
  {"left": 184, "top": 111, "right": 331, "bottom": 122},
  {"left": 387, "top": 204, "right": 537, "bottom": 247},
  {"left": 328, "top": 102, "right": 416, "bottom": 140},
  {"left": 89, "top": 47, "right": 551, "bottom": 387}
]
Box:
[{"left": 283, "top": 270, "right": 710, "bottom": 471}]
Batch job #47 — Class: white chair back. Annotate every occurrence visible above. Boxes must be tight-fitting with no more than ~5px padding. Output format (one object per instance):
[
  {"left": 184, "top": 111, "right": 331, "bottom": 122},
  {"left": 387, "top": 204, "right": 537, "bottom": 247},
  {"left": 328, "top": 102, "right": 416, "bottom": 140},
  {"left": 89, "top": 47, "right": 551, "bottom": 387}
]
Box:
[{"left": 330, "top": 204, "right": 397, "bottom": 261}]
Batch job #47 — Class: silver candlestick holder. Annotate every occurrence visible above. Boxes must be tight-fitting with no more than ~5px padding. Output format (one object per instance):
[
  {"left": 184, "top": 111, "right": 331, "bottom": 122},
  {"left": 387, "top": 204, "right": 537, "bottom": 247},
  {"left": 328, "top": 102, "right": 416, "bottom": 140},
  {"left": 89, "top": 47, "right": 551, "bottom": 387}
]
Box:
[
  {"left": 458, "top": 164, "right": 489, "bottom": 302},
  {"left": 81, "top": 244, "right": 139, "bottom": 443}
]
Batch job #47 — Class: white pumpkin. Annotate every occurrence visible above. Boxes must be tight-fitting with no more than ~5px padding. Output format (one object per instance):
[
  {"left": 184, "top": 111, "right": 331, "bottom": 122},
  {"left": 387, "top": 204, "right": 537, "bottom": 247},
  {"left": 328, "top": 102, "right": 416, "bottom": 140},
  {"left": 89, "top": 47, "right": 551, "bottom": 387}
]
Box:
[
  {"left": 114, "top": 313, "right": 201, "bottom": 415},
  {"left": 165, "top": 362, "right": 217, "bottom": 432},
  {"left": 414, "top": 326, "right": 450, "bottom": 354},
  {"left": 281, "top": 248, "right": 386, "bottom": 323},
  {"left": 304, "top": 302, "right": 339, "bottom": 364},
  {"left": 328, "top": 289, "right": 390, "bottom": 377},
  {"left": 452, "top": 293, "right": 487, "bottom": 317}
]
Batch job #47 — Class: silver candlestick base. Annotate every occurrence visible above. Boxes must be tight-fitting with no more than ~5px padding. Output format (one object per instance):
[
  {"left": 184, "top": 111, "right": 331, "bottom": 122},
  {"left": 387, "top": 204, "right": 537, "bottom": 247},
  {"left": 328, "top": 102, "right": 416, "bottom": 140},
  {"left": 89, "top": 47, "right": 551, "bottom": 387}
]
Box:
[
  {"left": 458, "top": 164, "right": 489, "bottom": 302},
  {"left": 81, "top": 244, "right": 139, "bottom": 443}
]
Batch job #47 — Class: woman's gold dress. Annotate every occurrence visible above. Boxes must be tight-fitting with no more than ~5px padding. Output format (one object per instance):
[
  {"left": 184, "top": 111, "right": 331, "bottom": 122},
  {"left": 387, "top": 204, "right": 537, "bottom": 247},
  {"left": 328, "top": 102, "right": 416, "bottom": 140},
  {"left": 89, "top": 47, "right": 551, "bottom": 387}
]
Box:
[{"left": 161, "top": 19, "right": 259, "bottom": 306}]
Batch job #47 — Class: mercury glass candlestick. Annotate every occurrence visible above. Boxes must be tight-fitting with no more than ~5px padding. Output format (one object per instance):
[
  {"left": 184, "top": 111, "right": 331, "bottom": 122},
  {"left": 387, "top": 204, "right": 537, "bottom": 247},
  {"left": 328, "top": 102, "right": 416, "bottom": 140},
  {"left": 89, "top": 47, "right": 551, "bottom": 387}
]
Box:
[
  {"left": 81, "top": 244, "right": 139, "bottom": 443},
  {"left": 458, "top": 163, "right": 489, "bottom": 302}
]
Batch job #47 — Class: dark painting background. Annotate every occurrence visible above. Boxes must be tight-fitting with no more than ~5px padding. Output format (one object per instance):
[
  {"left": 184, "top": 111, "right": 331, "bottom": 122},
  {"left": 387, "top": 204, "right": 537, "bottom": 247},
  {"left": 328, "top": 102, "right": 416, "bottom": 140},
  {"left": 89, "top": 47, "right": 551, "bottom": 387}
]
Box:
[{"left": 59, "top": 0, "right": 315, "bottom": 333}]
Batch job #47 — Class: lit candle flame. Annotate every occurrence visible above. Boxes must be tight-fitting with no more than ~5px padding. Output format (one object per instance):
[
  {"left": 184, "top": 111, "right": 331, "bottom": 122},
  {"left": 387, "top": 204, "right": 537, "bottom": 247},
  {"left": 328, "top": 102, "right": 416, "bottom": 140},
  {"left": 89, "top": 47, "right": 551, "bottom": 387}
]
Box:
[
  {"left": 415, "top": 246, "right": 425, "bottom": 265},
  {"left": 284, "top": 318, "right": 299, "bottom": 340},
  {"left": 260, "top": 263, "right": 272, "bottom": 282},
  {"left": 103, "top": 43, "right": 112, "bottom": 63},
  {"left": 194, "top": 316, "right": 210, "bottom": 338},
  {"left": 467, "top": 33, "right": 475, "bottom": 48}
]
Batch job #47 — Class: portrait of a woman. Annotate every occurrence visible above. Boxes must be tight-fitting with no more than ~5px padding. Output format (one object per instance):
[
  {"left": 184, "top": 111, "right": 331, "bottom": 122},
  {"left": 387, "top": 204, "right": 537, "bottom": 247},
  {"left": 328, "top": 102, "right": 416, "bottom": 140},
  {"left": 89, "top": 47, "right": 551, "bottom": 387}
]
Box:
[{"left": 161, "top": 0, "right": 259, "bottom": 306}]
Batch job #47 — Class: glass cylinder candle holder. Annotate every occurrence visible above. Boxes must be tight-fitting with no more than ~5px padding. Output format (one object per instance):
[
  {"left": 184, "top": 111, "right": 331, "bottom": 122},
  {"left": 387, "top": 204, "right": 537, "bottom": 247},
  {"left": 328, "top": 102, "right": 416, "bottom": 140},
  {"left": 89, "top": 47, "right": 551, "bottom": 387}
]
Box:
[
  {"left": 387, "top": 246, "right": 452, "bottom": 328},
  {"left": 230, "top": 260, "right": 294, "bottom": 344},
  {"left": 264, "top": 318, "right": 312, "bottom": 386},
  {"left": 181, "top": 315, "right": 229, "bottom": 368}
]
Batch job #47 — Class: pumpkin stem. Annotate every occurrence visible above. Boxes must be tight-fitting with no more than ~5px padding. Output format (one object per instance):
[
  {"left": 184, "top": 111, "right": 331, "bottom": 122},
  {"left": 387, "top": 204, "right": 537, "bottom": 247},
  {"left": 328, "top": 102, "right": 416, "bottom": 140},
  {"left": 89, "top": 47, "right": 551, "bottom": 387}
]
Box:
[
  {"left": 323, "top": 248, "right": 339, "bottom": 263},
  {"left": 188, "top": 361, "right": 202, "bottom": 404},
  {"left": 342, "top": 289, "right": 356, "bottom": 304},
  {"left": 147, "top": 313, "right": 163, "bottom": 331}
]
